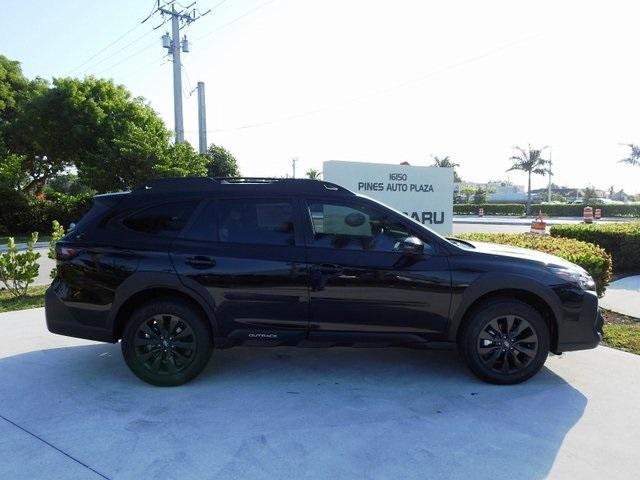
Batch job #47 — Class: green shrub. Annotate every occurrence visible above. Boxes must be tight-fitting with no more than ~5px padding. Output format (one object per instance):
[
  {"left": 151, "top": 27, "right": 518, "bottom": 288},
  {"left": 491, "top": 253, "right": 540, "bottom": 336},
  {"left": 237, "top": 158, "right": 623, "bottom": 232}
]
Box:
[
  {"left": 456, "top": 232, "right": 613, "bottom": 296},
  {"left": 48, "top": 220, "right": 65, "bottom": 279},
  {"left": 550, "top": 222, "right": 640, "bottom": 271},
  {"left": 453, "top": 204, "right": 526, "bottom": 216},
  {"left": 0, "top": 232, "right": 41, "bottom": 298},
  {"left": 532, "top": 203, "right": 640, "bottom": 218}
]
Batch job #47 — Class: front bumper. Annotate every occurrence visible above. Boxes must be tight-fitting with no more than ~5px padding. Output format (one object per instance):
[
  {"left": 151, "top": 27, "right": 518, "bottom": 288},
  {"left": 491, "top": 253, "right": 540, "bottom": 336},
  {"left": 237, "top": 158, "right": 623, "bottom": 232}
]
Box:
[
  {"left": 553, "top": 287, "right": 602, "bottom": 353},
  {"left": 45, "top": 284, "right": 114, "bottom": 343}
]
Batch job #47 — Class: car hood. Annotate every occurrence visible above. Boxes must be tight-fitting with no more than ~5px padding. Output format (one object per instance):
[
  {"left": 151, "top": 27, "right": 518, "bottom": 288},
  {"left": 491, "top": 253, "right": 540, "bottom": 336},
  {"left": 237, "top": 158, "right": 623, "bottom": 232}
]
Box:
[{"left": 466, "top": 240, "right": 581, "bottom": 271}]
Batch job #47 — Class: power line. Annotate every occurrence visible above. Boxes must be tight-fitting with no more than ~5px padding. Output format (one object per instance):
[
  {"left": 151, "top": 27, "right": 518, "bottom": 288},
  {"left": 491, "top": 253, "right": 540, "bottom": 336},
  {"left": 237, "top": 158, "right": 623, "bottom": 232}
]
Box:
[
  {"left": 208, "top": 0, "right": 230, "bottom": 12},
  {"left": 193, "top": 0, "right": 278, "bottom": 42},
  {"left": 117, "top": 55, "right": 169, "bottom": 82},
  {"left": 67, "top": 0, "right": 158, "bottom": 75},
  {"left": 197, "top": 32, "right": 542, "bottom": 133},
  {"left": 93, "top": 38, "right": 160, "bottom": 76},
  {"left": 67, "top": 23, "right": 143, "bottom": 75},
  {"left": 80, "top": 30, "right": 158, "bottom": 76}
]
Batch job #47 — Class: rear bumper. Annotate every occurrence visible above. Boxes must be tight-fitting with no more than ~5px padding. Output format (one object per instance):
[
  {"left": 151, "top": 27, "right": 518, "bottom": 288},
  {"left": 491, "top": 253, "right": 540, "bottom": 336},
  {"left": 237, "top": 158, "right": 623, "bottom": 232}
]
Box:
[
  {"left": 45, "top": 284, "right": 115, "bottom": 343},
  {"left": 553, "top": 288, "right": 602, "bottom": 353}
]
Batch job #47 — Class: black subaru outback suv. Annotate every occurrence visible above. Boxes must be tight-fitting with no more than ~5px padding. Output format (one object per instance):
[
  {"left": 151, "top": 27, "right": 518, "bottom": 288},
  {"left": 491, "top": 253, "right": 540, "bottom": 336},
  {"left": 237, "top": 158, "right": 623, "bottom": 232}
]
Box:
[{"left": 45, "top": 177, "right": 602, "bottom": 386}]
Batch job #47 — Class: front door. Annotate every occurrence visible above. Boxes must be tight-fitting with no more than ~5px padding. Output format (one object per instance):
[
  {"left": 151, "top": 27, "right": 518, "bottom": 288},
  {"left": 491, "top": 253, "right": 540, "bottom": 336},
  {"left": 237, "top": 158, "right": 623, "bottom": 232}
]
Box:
[
  {"left": 302, "top": 198, "right": 451, "bottom": 338},
  {"left": 171, "top": 197, "right": 309, "bottom": 345}
]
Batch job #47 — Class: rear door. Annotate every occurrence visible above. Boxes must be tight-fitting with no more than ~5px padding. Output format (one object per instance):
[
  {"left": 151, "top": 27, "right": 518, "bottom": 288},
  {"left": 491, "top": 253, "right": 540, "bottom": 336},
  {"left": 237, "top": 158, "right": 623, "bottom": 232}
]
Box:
[{"left": 171, "top": 196, "right": 310, "bottom": 344}]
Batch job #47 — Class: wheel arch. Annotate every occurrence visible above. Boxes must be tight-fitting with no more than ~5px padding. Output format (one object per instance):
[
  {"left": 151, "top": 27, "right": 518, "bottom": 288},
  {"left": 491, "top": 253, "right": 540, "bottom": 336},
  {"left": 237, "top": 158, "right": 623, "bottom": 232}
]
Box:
[
  {"left": 448, "top": 272, "right": 562, "bottom": 352},
  {"left": 108, "top": 272, "right": 219, "bottom": 341}
]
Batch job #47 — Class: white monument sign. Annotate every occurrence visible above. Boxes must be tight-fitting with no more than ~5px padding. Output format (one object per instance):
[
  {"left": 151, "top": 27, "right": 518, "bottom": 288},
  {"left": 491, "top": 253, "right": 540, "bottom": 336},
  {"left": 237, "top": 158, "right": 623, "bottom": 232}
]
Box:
[{"left": 323, "top": 160, "right": 454, "bottom": 235}]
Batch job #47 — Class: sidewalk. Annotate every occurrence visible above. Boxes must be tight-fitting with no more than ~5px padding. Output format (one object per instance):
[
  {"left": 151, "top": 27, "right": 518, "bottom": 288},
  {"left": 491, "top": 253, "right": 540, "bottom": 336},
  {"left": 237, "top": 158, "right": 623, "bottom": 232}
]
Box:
[{"left": 600, "top": 275, "right": 640, "bottom": 318}]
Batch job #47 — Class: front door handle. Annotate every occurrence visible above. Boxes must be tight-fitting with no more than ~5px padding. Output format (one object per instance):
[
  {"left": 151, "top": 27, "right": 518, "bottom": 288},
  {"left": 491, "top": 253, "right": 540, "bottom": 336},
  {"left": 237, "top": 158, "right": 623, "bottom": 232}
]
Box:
[
  {"left": 316, "top": 263, "right": 343, "bottom": 275},
  {"left": 185, "top": 256, "right": 216, "bottom": 269}
]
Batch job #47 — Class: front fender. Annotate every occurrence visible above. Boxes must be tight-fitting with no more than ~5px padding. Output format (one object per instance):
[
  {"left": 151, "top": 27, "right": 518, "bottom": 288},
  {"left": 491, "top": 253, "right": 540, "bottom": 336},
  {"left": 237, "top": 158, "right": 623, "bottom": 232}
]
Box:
[{"left": 447, "top": 272, "right": 562, "bottom": 342}]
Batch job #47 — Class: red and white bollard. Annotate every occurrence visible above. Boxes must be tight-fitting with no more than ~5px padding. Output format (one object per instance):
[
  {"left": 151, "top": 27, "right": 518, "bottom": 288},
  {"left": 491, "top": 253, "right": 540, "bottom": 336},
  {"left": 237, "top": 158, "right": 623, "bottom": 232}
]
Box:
[
  {"left": 478, "top": 207, "right": 484, "bottom": 217},
  {"left": 583, "top": 206, "right": 594, "bottom": 224},
  {"left": 594, "top": 208, "right": 602, "bottom": 220}
]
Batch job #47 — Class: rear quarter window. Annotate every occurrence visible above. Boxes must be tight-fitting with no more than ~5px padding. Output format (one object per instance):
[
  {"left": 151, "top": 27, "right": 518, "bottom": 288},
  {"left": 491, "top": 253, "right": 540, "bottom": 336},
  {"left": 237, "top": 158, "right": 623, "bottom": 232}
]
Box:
[{"left": 122, "top": 201, "right": 199, "bottom": 237}]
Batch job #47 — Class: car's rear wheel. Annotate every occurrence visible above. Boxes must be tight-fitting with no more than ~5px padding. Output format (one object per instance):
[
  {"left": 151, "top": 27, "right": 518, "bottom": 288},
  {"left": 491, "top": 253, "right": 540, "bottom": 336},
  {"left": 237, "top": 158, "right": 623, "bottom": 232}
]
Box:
[
  {"left": 121, "top": 299, "right": 213, "bottom": 386},
  {"left": 459, "top": 299, "right": 550, "bottom": 384}
]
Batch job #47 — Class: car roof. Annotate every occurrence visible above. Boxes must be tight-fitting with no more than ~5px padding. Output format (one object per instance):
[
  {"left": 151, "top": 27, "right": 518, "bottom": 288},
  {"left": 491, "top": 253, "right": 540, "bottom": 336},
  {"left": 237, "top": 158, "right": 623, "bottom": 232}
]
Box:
[{"left": 129, "top": 177, "right": 356, "bottom": 197}]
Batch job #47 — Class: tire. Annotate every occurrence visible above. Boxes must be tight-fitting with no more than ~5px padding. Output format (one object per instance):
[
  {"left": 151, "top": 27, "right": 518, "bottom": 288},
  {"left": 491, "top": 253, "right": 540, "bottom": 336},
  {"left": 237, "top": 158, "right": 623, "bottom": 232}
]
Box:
[
  {"left": 458, "top": 299, "right": 550, "bottom": 385},
  {"left": 121, "top": 299, "right": 213, "bottom": 386}
]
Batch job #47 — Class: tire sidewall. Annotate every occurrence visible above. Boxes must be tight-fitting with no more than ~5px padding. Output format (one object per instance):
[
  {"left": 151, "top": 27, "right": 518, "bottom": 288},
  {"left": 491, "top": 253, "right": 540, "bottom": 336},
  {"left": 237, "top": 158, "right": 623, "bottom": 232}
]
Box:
[
  {"left": 121, "top": 299, "right": 213, "bottom": 386},
  {"left": 460, "top": 300, "right": 550, "bottom": 385}
]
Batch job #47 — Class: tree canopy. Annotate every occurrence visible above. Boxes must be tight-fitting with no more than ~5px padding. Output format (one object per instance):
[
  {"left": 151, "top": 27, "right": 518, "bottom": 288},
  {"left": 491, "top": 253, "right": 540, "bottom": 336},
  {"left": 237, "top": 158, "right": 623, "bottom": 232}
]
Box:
[
  {"left": 620, "top": 143, "right": 640, "bottom": 166},
  {"left": 0, "top": 55, "right": 239, "bottom": 194},
  {"left": 507, "top": 144, "right": 549, "bottom": 215},
  {"left": 206, "top": 144, "right": 240, "bottom": 178},
  {"left": 431, "top": 155, "right": 461, "bottom": 182}
]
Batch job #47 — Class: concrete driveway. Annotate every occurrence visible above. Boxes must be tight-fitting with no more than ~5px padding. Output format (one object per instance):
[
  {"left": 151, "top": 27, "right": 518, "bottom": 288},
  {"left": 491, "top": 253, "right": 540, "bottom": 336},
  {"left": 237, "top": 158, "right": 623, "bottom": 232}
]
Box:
[{"left": 0, "top": 308, "right": 638, "bottom": 480}]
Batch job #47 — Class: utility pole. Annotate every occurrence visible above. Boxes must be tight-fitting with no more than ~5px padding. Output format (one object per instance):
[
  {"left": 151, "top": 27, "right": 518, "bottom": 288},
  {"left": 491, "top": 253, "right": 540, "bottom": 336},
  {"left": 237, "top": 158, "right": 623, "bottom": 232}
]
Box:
[
  {"left": 196, "top": 81, "right": 207, "bottom": 154},
  {"left": 547, "top": 150, "right": 552, "bottom": 203},
  {"left": 292, "top": 157, "right": 298, "bottom": 178},
  {"left": 157, "top": 1, "right": 210, "bottom": 144}
]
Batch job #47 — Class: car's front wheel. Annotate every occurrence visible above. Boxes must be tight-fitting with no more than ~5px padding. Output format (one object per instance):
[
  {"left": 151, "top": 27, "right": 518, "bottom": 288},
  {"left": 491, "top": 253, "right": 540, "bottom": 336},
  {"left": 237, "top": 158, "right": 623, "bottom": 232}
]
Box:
[
  {"left": 121, "top": 299, "right": 213, "bottom": 386},
  {"left": 459, "top": 299, "right": 550, "bottom": 384}
]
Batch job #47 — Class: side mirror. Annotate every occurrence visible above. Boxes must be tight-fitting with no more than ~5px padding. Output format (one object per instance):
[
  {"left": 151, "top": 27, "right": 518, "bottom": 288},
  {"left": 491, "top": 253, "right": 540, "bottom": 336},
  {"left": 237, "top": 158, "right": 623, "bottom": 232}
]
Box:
[{"left": 397, "top": 236, "right": 424, "bottom": 255}]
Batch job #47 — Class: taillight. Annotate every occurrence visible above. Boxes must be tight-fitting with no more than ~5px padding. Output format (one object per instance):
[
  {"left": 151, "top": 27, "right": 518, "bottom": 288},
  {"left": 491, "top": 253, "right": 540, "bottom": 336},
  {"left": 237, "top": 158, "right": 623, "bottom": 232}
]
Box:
[{"left": 56, "top": 245, "right": 80, "bottom": 260}]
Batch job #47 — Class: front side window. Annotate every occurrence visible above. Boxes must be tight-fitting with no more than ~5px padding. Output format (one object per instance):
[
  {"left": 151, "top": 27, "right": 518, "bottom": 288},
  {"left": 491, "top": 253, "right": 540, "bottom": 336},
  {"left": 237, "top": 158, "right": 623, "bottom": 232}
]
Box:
[
  {"left": 122, "top": 201, "right": 198, "bottom": 236},
  {"left": 218, "top": 199, "right": 295, "bottom": 246},
  {"left": 307, "top": 201, "right": 414, "bottom": 251}
]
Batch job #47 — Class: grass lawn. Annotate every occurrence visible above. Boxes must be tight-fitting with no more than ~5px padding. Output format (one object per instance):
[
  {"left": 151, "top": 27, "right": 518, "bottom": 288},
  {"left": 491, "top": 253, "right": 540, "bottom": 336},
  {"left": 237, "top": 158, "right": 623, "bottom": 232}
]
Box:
[
  {"left": 0, "top": 285, "right": 48, "bottom": 313},
  {"left": 0, "top": 235, "right": 51, "bottom": 245},
  {"left": 603, "top": 324, "right": 640, "bottom": 355},
  {"left": 601, "top": 308, "right": 640, "bottom": 355}
]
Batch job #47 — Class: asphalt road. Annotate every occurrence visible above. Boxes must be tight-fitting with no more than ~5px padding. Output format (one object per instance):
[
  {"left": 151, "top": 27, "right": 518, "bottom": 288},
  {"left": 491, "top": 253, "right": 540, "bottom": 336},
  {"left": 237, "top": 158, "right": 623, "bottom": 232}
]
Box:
[{"left": 0, "top": 308, "right": 638, "bottom": 480}]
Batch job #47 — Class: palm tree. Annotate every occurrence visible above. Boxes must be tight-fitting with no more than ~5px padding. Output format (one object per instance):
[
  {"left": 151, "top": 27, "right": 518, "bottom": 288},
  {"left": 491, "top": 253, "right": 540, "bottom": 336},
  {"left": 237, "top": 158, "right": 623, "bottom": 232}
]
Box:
[
  {"left": 507, "top": 144, "right": 549, "bottom": 215},
  {"left": 306, "top": 168, "right": 322, "bottom": 180},
  {"left": 431, "top": 155, "right": 461, "bottom": 182},
  {"left": 619, "top": 143, "right": 640, "bottom": 166}
]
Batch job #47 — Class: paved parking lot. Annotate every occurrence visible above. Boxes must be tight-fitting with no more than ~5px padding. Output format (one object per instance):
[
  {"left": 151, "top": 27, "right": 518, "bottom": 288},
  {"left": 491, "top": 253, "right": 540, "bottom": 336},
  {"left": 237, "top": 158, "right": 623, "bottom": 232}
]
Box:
[{"left": 1, "top": 308, "right": 639, "bottom": 480}]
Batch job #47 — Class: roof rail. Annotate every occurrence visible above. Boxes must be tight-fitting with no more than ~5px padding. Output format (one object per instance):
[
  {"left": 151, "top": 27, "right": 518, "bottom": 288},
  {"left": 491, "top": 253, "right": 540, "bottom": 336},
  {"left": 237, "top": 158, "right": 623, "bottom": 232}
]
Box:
[
  {"left": 133, "top": 176, "right": 353, "bottom": 194},
  {"left": 134, "top": 177, "right": 219, "bottom": 192}
]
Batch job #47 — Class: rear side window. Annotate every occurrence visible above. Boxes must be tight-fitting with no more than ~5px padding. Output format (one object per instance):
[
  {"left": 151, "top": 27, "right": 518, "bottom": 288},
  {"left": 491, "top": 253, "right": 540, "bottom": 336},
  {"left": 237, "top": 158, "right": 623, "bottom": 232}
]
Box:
[
  {"left": 218, "top": 199, "right": 295, "bottom": 246},
  {"left": 122, "top": 201, "right": 198, "bottom": 237}
]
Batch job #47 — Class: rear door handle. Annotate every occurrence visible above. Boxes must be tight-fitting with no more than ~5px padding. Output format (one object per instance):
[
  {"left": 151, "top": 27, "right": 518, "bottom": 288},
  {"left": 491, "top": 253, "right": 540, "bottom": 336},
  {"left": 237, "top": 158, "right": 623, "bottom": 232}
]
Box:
[{"left": 185, "top": 256, "right": 216, "bottom": 269}]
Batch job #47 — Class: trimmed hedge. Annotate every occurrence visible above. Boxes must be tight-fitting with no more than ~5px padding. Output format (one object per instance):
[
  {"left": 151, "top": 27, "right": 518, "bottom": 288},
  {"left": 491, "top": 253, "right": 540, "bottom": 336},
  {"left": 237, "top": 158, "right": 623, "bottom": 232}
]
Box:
[
  {"left": 454, "top": 204, "right": 525, "bottom": 216},
  {"left": 550, "top": 222, "right": 640, "bottom": 271},
  {"left": 0, "top": 188, "right": 92, "bottom": 235},
  {"left": 531, "top": 203, "right": 640, "bottom": 218},
  {"left": 456, "top": 232, "right": 613, "bottom": 296}
]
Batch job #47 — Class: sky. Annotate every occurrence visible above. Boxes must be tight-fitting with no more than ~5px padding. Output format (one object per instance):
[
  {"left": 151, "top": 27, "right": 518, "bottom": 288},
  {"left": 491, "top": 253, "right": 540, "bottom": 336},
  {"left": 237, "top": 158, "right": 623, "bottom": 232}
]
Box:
[{"left": 2, "top": 0, "right": 640, "bottom": 193}]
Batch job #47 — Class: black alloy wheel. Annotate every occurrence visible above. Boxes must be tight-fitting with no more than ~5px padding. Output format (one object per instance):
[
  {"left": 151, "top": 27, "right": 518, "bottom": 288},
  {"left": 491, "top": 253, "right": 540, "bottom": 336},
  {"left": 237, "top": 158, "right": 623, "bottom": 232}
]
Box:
[
  {"left": 134, "top": 314, "right": 197, "bottom": 376},
  {"left": 476, "top": 315, "right": 539, "bottom": 375},
  {"left": 122, "top": 299, "right": 213, "bottom": 386},
  {"left": 459, "top": 299, "right": 550, "bottom": 385}
]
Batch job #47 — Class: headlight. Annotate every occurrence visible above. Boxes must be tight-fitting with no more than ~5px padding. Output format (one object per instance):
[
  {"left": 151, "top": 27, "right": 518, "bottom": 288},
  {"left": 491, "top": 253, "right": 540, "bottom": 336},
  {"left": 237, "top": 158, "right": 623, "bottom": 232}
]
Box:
[{"left": 550, "top": 267, "right": 596, "bottom": 291}]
